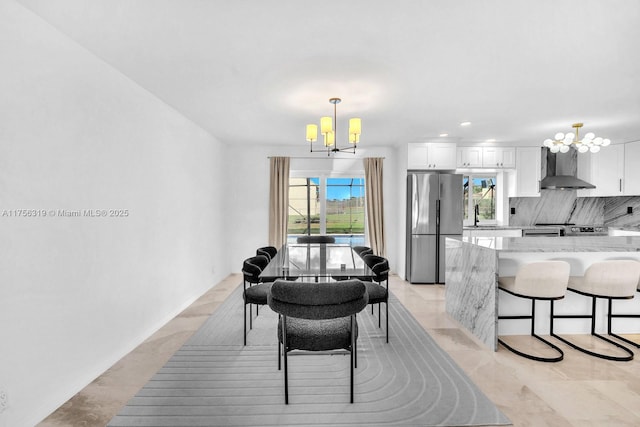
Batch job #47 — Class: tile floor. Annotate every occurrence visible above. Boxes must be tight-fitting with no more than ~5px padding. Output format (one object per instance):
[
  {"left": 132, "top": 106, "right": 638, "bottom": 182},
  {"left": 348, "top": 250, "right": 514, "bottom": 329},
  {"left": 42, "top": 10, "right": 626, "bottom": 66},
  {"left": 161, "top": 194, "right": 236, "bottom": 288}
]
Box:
[{"left": 38, "top": 274, "right": 640, "bottom": 426}]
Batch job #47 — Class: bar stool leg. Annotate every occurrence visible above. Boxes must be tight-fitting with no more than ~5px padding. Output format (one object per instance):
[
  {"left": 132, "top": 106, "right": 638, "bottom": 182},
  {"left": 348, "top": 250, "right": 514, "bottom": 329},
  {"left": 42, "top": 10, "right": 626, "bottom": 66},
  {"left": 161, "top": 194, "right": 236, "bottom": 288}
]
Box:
[
  {"left": 551, "top": 295, "right": 634, "bottom": 362},
  {"left": 607, "top": 298, "right": 640, "bottom": 349},
  {"left": 499, "top": 297, "right": 564, "bottom": 363}
]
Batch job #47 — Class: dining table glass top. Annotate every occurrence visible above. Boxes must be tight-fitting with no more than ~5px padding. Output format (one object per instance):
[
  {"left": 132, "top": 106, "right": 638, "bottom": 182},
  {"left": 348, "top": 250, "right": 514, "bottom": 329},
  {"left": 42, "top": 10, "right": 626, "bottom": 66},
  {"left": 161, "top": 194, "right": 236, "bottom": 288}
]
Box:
[{"left": 260, "top": 243, "right": 373, "bottom": 279}]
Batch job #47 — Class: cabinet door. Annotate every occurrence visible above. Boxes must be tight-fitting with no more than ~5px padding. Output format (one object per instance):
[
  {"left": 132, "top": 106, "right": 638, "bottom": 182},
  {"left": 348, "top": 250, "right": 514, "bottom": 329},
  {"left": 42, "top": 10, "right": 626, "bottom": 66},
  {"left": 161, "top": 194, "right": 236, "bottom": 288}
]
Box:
[
  {"left": 515, "top": 147, "right": 541, "bottom": 197},
  {"left": 483, "top": 147, "right": 515, "bottom": 168},
  {"left": 624, "top": 141, "right": 640, "bottom": 195},
  {"left": 577, "top": 145, "right": 624, "bottom": 197},
  {"left": 500, "top": 147, "right": 516, "bottom": 168},
  {"left": 407, "top": 143, "right": 429, "bottom": 169},
  {"left": 457, "top": 147, "right": 483, "bottom": 167},
  {"left": 427, "top": 143, "right": 457, "bottom": 169}
]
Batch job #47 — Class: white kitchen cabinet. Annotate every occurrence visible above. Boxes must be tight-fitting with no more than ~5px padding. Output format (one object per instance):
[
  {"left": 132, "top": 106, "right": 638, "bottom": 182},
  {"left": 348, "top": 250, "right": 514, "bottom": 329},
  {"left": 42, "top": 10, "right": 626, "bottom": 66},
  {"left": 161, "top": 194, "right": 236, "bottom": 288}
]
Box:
[
  {"left": 577, "top": 144, "right": 624, "bottom": 197},
  {"left": 483, "top": 147, "right": 516, "bottom": 168},
  {"left": 407, "top": 143, "right": 457, "bottom": 170},
  {"left": 514, "top": 147, "right": 541, "bottom": 197},
  {"left": 457, "top": 147, "right": 483, "bottom": 167},
  {"left": 624, "top": 141, "right": 640, "bottom": 195}
]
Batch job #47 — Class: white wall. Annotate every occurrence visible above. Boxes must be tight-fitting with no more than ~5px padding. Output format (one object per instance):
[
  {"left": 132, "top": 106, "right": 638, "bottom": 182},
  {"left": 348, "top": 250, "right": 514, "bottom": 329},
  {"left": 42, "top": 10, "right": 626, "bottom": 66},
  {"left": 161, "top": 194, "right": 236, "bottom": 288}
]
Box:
[
  {"left": 0, "top": 2, "right": 228, "bottom": 426},
  {"left": 225, "top": 144, "right": 401, "bottom": 274}
]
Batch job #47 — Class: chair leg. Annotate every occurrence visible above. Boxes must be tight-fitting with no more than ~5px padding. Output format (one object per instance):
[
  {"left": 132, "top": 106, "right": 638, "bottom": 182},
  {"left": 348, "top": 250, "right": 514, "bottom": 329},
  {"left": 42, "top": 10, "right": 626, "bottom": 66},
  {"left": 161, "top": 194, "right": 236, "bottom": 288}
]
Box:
[
  {"left": 499, "top": 298, "right": 564, "bottom": 362},
  {"left": 608, "top": 298, "right": 640, "bottom": 348},
  {"left": 551, "top": 295, "right": 634, "bottom": 362},
  {"left": 243, "top": 302, "right": 247, "bottom": 346},
  {"left": 378, "top": 303, "right": 381, "bottom": 328},
  {"left": 350, "top": 315, "right": 355, "bottom": 404},
  {"left": 386, "top": 300, "right": 389, "bottom": 343},
  {"left": 282, "top": 316, "right": 289, "bottom": 404},
  {"left": 249, "top": 304, "right": 253, "bottom": 330}
]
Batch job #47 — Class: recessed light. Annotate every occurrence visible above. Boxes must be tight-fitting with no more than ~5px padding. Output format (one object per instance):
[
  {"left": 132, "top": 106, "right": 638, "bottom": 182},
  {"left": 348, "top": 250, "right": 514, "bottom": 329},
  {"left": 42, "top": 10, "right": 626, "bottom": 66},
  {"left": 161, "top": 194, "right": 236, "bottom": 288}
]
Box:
[
  {"left": 460, "top": 121, "right": 471, "bottom": 127},
  {"left": 486, "top": 138, "right": 496, "bottom": 143},
  {"left": 439, "top": 133, "right": 449, "bottom": 137}
]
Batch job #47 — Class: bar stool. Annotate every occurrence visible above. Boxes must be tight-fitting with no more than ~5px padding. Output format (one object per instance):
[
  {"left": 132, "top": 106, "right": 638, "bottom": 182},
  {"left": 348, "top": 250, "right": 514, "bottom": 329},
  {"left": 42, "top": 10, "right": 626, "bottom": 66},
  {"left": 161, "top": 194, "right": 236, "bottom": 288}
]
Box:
[
  {"left": 550, "top": 260, "right": 640, "bottom": 362},
  {"left": 609, "top": 272, "right": 640, "bottom": 348},
  {"left": 498, "top": 261, "right": 570, "bottom": 362}
]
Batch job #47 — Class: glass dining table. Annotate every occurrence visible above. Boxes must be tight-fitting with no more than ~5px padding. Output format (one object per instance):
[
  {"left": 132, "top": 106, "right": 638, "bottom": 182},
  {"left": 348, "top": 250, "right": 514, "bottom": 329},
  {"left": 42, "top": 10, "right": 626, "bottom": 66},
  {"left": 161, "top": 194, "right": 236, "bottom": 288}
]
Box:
[{"left": 260, "top": 243, "right": 373, "bottom": 281}]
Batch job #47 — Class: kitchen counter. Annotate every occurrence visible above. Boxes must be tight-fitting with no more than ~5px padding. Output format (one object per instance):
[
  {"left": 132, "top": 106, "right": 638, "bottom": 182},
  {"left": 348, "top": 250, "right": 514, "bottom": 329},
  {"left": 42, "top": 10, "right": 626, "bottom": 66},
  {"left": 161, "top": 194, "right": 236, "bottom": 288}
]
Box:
[
  {"left": 466, "top": 235, "right": 640, "bottom": 251},
  {"left": 445, "top": 236, "right": 640, "bottom": 351}
]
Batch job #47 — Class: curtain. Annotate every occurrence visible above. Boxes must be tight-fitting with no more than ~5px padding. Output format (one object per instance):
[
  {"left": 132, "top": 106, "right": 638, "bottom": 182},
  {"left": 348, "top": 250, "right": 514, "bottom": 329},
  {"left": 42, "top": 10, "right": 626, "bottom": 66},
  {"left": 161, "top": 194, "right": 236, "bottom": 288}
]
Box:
[
  {"left": 364, "top": 157, "right": 386, "bottom": 257},
  {"left": 268, "top": 156, "right": 290, "bottom": 248}
]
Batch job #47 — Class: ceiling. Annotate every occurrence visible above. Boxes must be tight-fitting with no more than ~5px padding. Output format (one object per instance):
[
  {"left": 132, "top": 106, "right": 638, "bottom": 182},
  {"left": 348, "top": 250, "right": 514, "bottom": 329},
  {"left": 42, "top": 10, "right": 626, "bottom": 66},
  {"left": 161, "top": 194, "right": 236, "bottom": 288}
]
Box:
[{"left": 17, "top": 0, "right": 640, "bottom": 149}]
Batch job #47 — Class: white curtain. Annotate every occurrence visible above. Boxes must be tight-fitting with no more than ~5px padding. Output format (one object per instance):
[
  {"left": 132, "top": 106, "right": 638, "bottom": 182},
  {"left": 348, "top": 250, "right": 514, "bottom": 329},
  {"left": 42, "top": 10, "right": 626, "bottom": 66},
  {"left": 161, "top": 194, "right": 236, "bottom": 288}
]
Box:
[
  {"left": 364, "top": 157, "right": 386, "bottom": 257},
  {"left": 268, "top": 157, "right": 290, "bottom": 248}
]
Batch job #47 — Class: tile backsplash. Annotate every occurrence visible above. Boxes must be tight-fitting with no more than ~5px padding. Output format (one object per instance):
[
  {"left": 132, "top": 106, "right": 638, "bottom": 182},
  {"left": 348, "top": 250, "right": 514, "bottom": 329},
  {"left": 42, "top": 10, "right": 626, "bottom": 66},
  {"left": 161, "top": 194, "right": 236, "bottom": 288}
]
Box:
[{"left": 510, "top": 192, "right": 640, "bottom": 227}]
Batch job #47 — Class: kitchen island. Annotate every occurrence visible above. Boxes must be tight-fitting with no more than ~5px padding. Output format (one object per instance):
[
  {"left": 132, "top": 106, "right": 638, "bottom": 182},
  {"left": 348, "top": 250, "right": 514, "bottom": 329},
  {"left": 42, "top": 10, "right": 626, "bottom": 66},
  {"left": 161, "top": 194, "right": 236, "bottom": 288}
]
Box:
[{"left": 445, "top": 236, "right": 640, "bottom": 351}]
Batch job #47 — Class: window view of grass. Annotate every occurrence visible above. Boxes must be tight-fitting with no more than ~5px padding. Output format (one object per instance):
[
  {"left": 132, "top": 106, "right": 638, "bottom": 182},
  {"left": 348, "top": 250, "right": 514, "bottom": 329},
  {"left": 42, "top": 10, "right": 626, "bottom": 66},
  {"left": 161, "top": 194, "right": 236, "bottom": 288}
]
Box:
[{"left": 287, "top": 177, "right": 365, "bottom": 236}]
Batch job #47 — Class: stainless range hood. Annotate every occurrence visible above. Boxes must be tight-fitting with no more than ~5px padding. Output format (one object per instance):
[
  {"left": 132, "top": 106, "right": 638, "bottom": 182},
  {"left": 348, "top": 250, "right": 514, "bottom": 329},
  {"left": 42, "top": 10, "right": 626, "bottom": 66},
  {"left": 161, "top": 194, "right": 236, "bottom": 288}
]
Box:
[{"left": 540, "top": 149, "right": 595, "bottom": 190}]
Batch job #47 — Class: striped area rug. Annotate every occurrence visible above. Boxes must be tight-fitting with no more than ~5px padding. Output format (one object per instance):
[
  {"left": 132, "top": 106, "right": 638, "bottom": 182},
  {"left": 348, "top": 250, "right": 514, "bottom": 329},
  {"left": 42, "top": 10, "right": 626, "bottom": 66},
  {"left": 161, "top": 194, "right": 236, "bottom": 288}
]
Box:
[{"left": 109, "top": 283, "right": 510, "bottom": 426}]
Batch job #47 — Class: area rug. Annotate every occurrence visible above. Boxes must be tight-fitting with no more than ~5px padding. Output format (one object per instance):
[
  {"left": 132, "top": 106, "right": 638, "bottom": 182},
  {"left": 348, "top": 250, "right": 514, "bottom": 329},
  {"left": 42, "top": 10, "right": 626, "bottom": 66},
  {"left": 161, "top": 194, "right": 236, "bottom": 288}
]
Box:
[{"left": 108, "top": 283, "right": 510, "bottom": 426}]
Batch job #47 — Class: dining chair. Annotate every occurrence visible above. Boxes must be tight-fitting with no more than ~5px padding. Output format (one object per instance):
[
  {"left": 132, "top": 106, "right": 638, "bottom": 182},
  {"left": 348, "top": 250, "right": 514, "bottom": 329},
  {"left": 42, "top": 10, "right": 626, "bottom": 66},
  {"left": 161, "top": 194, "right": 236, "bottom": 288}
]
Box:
[
  {"left": 362, "top": 254, "right": 391, "bottom": 343},
  {"left": 267, "top": 278, "right": 368, "bottom": 404},
  {"left": 241, "top": 255, "right": 272, "bottom": 346},
  {"left": 352, "top": 246, "right": 373, "bottom": 258},
  {"left": 256, "top": 246, "right": 277, "bottom": 261}
]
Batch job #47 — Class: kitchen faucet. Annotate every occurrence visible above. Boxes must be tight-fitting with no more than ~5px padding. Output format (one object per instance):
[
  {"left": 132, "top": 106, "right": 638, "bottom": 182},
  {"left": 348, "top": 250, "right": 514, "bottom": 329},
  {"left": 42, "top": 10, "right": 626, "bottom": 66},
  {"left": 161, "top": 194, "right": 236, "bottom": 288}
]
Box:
[{"left": 474, "top": 203, "right": 480, "bottom": 227}]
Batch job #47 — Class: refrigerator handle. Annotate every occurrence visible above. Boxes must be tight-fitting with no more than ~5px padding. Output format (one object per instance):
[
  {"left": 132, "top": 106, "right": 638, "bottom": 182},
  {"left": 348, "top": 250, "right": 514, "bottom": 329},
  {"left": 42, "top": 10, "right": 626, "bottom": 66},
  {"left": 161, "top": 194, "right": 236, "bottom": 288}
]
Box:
[{"left": 411, "top": 175, "right": 419, "bottom": 230}]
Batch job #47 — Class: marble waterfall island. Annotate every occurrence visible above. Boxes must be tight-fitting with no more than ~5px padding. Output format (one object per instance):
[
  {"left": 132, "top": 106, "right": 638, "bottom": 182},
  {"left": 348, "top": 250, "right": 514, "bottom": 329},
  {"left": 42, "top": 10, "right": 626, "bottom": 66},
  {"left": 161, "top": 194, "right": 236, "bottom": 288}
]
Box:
[{"left": 445, "top": 236, "right": 640, "bottom": 351}]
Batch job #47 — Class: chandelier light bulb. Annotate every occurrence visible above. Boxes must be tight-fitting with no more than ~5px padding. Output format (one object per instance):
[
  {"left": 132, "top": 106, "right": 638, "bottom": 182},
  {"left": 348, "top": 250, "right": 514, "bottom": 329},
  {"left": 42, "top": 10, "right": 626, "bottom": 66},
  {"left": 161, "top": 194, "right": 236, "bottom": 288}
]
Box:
[{"left": 544, "top": 123, "right": 609, "bottom": 154}]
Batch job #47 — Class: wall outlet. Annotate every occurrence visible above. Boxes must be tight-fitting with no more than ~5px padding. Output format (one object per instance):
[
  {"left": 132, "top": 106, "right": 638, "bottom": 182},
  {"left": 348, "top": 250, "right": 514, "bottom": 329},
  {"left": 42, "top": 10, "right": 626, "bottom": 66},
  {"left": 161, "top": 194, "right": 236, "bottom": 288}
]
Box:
[
  {"left": 628, "top": 206, "right": 633, "bottom": 214},
  {"left": 0, "top": 389, "right": 7, "bottom": 413},
  {"left": 510, "top": 207, "right": 516, "bottom": 215}
]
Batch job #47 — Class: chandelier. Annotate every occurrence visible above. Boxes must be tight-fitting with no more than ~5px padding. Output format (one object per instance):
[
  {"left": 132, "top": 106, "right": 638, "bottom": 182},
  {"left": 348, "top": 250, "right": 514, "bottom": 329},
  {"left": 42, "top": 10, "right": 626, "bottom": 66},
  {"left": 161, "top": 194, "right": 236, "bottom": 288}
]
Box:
[
  {"left": 305, "top": 98, "right": 361, "bottom": 156},
  {"left": 543, "top": 123, "right": 610, "bottom": 154}
]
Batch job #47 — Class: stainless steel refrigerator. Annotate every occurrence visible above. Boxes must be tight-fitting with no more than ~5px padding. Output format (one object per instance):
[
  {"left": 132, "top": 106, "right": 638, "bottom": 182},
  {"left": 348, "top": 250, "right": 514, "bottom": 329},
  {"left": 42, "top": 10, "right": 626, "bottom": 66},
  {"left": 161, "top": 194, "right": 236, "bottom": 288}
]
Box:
[{"left": 406, "top": 173, "right": 463, "bottom": 284}]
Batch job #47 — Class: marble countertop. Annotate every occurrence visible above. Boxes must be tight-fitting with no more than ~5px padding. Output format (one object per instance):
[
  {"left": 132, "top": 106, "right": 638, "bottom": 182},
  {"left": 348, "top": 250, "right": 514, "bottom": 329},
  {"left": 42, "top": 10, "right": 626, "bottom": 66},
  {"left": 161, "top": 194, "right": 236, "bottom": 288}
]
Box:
[
  {"left": 462, "top": 225, "right": 559, "bottom": 230},
  {"left": 455, "top": 235, "right": 640, "bottom": 252},
  {"left": 609, "top": 225, "right": 640, "bottom": 232}
]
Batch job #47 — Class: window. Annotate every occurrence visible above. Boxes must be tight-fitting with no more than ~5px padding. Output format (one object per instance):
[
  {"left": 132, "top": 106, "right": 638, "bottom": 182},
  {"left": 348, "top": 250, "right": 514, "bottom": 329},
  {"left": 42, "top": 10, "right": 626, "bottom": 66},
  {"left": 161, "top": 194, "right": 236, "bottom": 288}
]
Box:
[
  {"left": 463, "top": 174, "right": 497, "bottom": 226},
  {"left": 288, "top": 176, "right": 365, "bottom": 244}
]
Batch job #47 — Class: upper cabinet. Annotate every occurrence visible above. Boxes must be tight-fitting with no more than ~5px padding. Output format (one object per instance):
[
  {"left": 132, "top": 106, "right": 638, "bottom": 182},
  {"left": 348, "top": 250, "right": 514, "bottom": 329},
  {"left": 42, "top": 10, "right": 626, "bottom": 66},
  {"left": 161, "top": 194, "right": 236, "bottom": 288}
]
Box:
[
  {"left": 482, "top": 147, "right": 516, "bottom": 168},
  {"left": 514, "top": 147, "right": 541, "bottom": 197},
  {"left": 577, "top": 144, "right": 624, "bottom": 197},
  {"left": 457, "top": 147, "right": 483, "bottom": 167},
  {"left": 408, "top": 143, "right": 457, "bottom": 170},
  {"left": 624, "top": 141, "right": 640, "bottom": 195}
]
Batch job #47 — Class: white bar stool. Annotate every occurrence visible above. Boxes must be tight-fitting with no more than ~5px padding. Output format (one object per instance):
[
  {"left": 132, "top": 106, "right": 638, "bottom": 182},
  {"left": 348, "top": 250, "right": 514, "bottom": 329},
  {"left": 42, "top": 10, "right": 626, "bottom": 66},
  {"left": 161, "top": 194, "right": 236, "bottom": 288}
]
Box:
[
  {"left": 604, "top": 263, "right": 640, "bottom": 349},
  {"left": 551, "top": 260, "right": 640, "bottom": 362},
  {"left": 498, "top": 261, "right": 570, "bottom": 362}
]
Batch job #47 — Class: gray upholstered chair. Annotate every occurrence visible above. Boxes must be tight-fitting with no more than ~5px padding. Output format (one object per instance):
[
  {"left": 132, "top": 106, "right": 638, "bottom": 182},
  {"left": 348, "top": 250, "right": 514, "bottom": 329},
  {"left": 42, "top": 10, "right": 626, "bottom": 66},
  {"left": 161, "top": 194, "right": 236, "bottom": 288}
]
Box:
[
  {"left": 268, "top": 278, "right": 368, "bottom": 404},
  {"left": 241, "top": 255, "right": 272, "bottom": 346},
  {"left": 352, "top": 246, "right": 373, "bottom": 258},
  {"left": 498, "top": 261, "right": 570, "bottom": 362},
  {"left": 551, "top": 260, "right": 640, "bottom": 361},
  {"left": 256, "top": 246, "right": 278, "bottom": 261},
  {"left": 362, "top": 254, "right": 390, "bottom": 343},
  {"left": 296, "top": 235, "right": 336, "bottom": 244}
]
